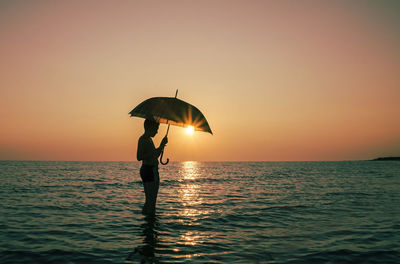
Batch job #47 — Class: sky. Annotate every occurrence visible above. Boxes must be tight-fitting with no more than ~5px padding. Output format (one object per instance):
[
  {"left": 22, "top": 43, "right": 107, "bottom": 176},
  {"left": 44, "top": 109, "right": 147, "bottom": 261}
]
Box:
[{"left": 0, "top": 0, "right": 399, "bottom": 161}]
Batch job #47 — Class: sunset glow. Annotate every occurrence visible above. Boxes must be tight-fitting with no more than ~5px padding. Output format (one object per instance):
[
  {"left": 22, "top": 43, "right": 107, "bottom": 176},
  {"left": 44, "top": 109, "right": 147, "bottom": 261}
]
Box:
[{"left": 0, "top": 1, "right": 399, "bottom": 161}]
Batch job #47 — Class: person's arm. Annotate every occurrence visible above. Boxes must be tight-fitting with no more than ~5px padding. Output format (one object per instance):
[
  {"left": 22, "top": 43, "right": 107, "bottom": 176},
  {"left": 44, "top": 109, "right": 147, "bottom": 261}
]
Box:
[
  {"left": 137, "top": 137, "right": 168, "bottom": 161},
  {"left": 150, "top": 137, "right": 168, "bottom": 159}
]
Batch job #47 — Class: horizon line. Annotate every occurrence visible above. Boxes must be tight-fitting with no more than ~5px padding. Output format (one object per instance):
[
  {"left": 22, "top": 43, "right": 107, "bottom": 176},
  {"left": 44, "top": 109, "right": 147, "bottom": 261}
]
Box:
[{"left": 0, "top": 158, "right": 388, "bottom": 163}]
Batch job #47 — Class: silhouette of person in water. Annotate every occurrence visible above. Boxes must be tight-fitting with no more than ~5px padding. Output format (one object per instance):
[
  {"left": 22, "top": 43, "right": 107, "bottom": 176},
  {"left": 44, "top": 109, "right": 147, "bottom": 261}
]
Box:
[{"left": 137, "top": 119, "right": 168, "bottom": 216}]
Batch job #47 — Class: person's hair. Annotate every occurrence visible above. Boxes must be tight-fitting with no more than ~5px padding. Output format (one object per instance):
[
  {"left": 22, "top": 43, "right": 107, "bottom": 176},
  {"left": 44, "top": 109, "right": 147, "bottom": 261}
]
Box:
[{"left": 144, "top": 119, "right": 159, "bottom": 131}]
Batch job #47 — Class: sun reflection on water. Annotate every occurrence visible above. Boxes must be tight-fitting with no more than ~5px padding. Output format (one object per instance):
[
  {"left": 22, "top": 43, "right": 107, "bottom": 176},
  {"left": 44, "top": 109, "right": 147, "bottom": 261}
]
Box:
[
  {"left": 179, "top": 231, "right": 207, "bottom": 247},
  {"left": 176, "top": 161, "right": 211, "bottom": 246},
  {"left": 179, "top": 161, "right": 202, "bottom": 208},
  {"left": 182, "top": 161, "right": 199, "bottom": 180}
]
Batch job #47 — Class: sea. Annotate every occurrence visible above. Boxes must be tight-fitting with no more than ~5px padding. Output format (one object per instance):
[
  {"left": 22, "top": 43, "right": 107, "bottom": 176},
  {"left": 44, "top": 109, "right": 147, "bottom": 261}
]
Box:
[{"left": 0, "top": 161, "right": 399, "bottom": 263}]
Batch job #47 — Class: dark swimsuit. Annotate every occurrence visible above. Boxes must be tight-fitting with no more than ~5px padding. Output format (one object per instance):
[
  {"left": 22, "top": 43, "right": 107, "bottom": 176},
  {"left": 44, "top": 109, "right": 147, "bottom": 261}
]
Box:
[{"left": 140, "top": 165, "right": 156, "bottom": 182}]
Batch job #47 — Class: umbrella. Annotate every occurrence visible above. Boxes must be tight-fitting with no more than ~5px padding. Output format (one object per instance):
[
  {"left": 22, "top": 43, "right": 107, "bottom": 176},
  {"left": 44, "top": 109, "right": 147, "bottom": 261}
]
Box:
[{"left": 129, "top": 90, "right": 212, "bottom": 165}]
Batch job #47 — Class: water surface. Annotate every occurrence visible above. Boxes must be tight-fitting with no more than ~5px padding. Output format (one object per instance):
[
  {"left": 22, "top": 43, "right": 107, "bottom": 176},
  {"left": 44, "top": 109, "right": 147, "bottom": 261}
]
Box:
[{"left": 1, "top": 161, "right": 399, "bottom": 263}]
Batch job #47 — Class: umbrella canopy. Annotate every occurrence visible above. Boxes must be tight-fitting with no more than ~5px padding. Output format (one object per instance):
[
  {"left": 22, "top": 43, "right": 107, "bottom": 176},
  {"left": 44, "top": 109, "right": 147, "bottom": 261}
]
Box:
[{"left": 129, "top": 96, "right": 213, "bottom": 134}]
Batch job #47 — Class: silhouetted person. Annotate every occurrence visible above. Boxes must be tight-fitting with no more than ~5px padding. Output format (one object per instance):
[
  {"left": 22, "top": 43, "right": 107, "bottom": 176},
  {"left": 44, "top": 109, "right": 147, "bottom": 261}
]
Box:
[{"left": 137, "top": 119, "right": 168, "bottom": 216}]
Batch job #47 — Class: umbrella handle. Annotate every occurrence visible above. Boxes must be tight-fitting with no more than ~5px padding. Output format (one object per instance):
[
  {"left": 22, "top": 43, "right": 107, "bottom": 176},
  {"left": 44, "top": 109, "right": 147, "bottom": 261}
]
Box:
[
  {"left": 159, "top": 90, "right": 177, "bottom": 166},
  {"left": 160, "top": 150, "right": 169, "bottom": 165}
]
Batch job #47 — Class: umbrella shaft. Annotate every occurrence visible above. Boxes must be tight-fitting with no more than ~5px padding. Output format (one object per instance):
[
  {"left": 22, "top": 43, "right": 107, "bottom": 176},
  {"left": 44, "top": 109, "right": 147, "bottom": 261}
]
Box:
[{"left": 165, "top": 89, "right": 176, "bottom": 137}]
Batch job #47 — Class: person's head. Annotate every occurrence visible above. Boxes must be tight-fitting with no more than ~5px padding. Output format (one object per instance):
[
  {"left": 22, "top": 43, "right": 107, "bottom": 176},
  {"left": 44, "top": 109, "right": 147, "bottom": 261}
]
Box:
[{"left": 144, "top": 119, "right": 160, "bottom": 137}]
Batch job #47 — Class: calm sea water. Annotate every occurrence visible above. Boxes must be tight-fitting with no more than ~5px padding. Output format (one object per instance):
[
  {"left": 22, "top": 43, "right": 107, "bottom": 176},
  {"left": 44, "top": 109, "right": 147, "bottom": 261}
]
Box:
[{"left": 1, "top": 161, "right": 399, "bottom": 263}]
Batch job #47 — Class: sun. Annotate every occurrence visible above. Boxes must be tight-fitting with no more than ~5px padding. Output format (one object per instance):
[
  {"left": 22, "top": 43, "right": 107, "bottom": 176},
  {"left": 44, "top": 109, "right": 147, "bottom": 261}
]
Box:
[{"left": 186, "top": 125, "right": 194, "bottom": 135}]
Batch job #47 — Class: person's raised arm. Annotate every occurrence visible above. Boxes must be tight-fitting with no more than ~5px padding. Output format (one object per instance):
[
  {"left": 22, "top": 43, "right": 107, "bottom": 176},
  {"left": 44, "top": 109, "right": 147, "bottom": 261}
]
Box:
[{"left": 137, "top": 136, "right": 168, "bottom": 161}]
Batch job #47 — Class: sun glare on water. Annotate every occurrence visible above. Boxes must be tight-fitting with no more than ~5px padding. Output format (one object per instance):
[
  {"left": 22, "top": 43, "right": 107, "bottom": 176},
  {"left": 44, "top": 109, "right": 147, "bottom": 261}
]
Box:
[{"left": 186, "top": 125, "right": 194, "bottom": 135}]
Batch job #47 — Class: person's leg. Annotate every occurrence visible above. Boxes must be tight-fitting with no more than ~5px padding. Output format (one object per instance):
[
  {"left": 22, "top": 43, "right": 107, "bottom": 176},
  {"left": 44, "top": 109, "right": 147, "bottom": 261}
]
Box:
[
  {"left": 153, "top": 168, "right": 160, "bottom": 208},
  {"left": 141, "top": 165, "right": 156, "bottom": 215},
  {"left": 143, "top": 181, "right": 157, "bottom": 216},
  {"left": 142, "top": 182, "right": 150, "bottom": 215}
]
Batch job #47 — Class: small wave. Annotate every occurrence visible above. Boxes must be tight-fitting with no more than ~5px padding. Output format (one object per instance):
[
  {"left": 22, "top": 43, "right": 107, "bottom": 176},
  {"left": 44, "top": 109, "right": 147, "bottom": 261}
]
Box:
[
  {"left": 293, "top": 249, "right": 400, "bottom": 264},
  {"left": 0, "top": 249, "right": 114, "bottom": 264},
  {"left": 160, "top": 177, "right": 231, "bottom": 186},
  {"left": 261, "top": 204, "right": 310, "bottom": 211},
  {"left": 85, "top": 178, "right": 105, "bottom": 182},
  {"left": 325, "top": 192, "right": 372, "bottom": 196},
  {"left": 59, "top": 168, "right": 82, "bottom": 172}
]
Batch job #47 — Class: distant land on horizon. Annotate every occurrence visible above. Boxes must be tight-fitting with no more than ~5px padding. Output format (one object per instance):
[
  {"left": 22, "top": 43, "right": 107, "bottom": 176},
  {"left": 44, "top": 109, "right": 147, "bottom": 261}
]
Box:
[{"left": 371, "top": 157, "right": 400, "bottom": 161}]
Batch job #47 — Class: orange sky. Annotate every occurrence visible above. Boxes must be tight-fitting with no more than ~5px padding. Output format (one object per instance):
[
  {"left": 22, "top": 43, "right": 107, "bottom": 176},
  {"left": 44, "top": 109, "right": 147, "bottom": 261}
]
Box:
[{"left": 1, "top": 1, "right": 399, "bottom": 161}]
